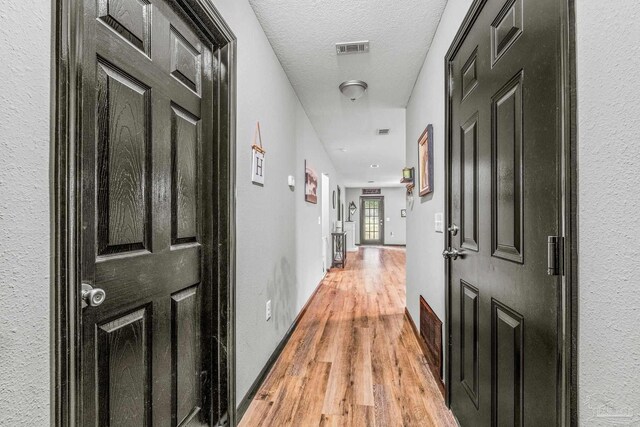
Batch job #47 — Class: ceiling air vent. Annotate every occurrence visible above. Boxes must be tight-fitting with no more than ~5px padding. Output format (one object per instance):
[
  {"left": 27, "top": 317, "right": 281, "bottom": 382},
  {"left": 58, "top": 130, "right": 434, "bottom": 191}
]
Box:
[
  {"left": 336, "top": 41, "right": 370, "bottom": 55},
  {"left": 377, "top": 128, "right": 391, "bottom": 136}
]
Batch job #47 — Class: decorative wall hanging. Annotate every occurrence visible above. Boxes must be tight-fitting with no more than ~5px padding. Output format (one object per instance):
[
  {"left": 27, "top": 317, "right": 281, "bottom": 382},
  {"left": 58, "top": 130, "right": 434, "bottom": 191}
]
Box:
[
  {"left": 304, "top": 160, "right": 318, "bottom": 204},
  {"left": 418, "top": 124, "right": 434, "bottom": 196},
  {"left": 251, "top": 122, "right": 265, "bottom": 185},
  {"left": 348, "top": 201, "right": 357, "bottom": 222}
]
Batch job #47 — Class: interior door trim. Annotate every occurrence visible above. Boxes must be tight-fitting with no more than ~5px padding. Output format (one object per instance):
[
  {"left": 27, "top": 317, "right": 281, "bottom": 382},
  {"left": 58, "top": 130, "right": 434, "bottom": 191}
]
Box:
[
  {"left": 50, "top": 0, "right": 237, "bottom": 425},
  {"left": 443, "top": 0, "right": 577, "bottom": 425}
]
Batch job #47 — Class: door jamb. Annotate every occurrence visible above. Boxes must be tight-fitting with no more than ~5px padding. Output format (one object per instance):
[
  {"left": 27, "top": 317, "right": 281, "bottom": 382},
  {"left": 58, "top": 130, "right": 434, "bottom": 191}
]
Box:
[
  {"left": 50, "top": 0, "right": 237, "bottom": 425},
  {"left": 443, "top": 0, "right": 577, "bottom": 424}
]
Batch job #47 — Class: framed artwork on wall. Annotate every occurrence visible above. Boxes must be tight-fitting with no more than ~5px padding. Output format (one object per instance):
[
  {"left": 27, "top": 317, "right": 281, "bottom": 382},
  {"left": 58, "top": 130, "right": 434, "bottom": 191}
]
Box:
[
  {"left": 305, "top": 160, "right": 318, "bottom": 204},
  {"left": 418, "top": 124, "right": 434, "bottom": 196}
]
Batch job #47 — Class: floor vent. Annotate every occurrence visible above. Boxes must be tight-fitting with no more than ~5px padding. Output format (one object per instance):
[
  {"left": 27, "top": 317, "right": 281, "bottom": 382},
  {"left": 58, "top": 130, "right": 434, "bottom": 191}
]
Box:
[
  {"left": 336, "top": 41, "right": 370, "bottom": 55},
  {"left": 420, "top": 296, "right": 443, "bottom": 383}
]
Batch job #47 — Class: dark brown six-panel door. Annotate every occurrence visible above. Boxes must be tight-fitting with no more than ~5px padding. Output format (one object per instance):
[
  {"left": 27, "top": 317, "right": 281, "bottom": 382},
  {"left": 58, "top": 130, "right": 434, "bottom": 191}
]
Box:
[
  {"left": 80, "top": 0, "right": 217, "bottom": 425},
  {"left": 447, "top": 0, "right": 562, "bottom": 425}
]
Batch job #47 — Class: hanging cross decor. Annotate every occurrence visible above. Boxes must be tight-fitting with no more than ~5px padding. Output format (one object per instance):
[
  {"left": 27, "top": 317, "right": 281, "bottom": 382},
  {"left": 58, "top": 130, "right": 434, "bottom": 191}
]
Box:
[{"left": 251, "top": 122, "right": 265, "bottom": 185}]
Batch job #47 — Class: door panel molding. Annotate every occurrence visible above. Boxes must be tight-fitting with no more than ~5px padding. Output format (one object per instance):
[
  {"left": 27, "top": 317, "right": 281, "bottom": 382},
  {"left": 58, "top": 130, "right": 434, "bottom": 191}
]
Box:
[
  {"left": 51, "top": 0, "right": 237, "bottom": 425},
  {"left": 491, "top": 70, "right": 524, "bottom": 264},
  {"left": 460, "top": 280, "right": 479, "bottom": 408},
  {"left": 444, "top": 0, "right": 577, "bottom": 424},
  {"left": 491, "top": 299, "right": 524, "bottom": 427},
  {"left": 460, "top": 112, "right": 480, "bottom": 252}
]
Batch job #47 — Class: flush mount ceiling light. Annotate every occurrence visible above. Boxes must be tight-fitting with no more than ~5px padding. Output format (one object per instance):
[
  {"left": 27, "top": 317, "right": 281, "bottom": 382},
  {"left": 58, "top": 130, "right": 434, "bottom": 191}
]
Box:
[
  {"left": 339, "top": 80, "right": 368, "bottom": 102},
  {"left": 370, "top": 164, "right": 380, "bottom": 168}
]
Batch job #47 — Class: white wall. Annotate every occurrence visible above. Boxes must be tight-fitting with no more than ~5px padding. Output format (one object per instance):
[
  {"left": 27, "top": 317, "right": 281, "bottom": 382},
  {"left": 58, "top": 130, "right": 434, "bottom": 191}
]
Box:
[
  {"left": 0, "top": 1, "right": 51, "bottom": 425},
  {"left": 576, "top": 1, "right": 640, "bottom": 422},
  {"left": 296, "top": 109, "right": 343, "bottom": 309},
  {"left": 404, "top": 0, "right": 475, "bottom": 382},
  {"left": 210, "top": 0, "right": 343, "bottom": 406},
  {"left": 345, "top": 187, "right": 407, "bottom": 245},
  {"left": 214, "top": 0, "right": 298, "bottom": 404}
]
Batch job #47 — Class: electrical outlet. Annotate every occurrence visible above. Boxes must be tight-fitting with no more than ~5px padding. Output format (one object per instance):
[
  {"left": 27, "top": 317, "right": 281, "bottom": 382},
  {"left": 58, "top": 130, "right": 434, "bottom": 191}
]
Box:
[{"left": 266, "top": 300, "right": 272, "bottom": 321}]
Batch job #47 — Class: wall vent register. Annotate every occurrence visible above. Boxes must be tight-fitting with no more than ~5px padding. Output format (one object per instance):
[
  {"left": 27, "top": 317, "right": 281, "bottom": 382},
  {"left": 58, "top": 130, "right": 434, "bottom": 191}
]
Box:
[{"left": 336, "top": 40, "right": 370, "bottom": 55}]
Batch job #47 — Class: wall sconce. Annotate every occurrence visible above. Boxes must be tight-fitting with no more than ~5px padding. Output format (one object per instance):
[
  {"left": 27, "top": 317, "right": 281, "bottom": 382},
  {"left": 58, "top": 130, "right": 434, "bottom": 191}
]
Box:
[
  {"left": 401, "top": 167, "right": 415, "bottom": 196},
  {"left": 401, "top": 167, "right": 414, "bottom": 184}
]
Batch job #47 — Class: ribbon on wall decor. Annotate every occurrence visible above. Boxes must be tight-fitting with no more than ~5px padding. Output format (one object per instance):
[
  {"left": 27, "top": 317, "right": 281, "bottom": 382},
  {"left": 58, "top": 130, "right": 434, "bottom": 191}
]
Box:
[{"left": 252, "top": 121, "right": 265, "bottom": 154}]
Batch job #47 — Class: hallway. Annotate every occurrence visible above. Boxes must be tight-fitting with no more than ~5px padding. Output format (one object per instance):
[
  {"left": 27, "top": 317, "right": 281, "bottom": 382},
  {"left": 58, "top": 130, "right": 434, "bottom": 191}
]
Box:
[{"left": 240, "top": 247, "right": 456, "bottom": 426}]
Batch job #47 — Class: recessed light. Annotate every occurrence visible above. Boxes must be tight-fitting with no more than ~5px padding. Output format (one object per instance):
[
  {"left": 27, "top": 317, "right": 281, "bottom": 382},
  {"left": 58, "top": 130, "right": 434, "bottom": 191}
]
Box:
[
  {"left": 338, "top": 147, "right": 348, "bottom": 152},
  {"left": 370, "top": 164, "right": 380, "bottom": 168}
]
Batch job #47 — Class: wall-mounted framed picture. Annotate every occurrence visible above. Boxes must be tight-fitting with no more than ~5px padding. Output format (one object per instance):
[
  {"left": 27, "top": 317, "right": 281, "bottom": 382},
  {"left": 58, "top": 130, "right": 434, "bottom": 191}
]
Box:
[
  {"left": 401, "top": 209, "right": 407, "bottom": 217},
  {"left": 418, "top": 124, "right": 434, "bottom": 196},
  {"left": 304, "top": 160, "right": 318, "bottom": 204}
]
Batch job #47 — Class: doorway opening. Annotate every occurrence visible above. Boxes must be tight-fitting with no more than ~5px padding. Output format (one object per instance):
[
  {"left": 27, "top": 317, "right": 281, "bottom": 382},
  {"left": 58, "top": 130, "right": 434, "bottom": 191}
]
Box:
[
  {"left": 321, "top": 173, "right": 331, "bottom": 272},
  {"left": 360, "top": 196, "right": 385, "bottom": 245}
]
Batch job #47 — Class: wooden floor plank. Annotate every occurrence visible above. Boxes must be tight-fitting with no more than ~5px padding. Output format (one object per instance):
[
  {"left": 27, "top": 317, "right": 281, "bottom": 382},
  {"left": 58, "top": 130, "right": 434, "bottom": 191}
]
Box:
[{"left": 239, "top": 247, "right": 456, "bottom": 427}]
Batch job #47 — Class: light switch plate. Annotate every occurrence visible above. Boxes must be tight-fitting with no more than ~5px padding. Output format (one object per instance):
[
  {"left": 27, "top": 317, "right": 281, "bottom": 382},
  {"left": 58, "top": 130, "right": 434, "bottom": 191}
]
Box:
[{"left": 435, "top": 213, "right": 444, "bottom": 233}]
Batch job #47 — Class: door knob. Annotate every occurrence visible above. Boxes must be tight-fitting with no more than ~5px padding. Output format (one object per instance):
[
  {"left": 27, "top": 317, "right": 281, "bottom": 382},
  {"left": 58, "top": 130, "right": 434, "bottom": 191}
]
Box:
[
  {"left": 82, "top": 283, "right": 106, "bottom": 308},
  {"left": 442, "top": 248, "right": 464, "bottom": 260},
  {"left": 448, "top": 224, "right": 459, "bottom": 236}
]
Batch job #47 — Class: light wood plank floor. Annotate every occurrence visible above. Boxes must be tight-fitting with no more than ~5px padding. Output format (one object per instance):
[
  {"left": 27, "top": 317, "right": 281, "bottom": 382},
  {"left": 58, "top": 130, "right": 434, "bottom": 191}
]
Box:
[{"left": 239, "top": 247, "right": 457, "bottom": 427}]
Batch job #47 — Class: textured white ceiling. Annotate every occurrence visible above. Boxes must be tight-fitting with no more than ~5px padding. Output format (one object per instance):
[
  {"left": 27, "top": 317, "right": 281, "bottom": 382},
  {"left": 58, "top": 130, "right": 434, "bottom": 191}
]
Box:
[{"left": 248, "top": 0, "right": 448, "bottom": 187}]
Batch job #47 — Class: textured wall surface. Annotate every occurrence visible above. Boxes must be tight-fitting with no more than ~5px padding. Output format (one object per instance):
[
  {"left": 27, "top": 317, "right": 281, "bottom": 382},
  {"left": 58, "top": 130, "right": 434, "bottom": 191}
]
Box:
[
  {"left": 295, "top": 106, "right": 343, "bottom": 312},
  {"left": 576, "top": 1, "right": 640, "bottom": 423},
  {"left": 345, "top": 187, "right": 407, "bottom": 245},
  {"left": 0, "top": 1, "right": 51, "bottom": 425},
  {"left": 404, "top": 0, "right": 475, "bottom": 382},
  {"left": 210, "top": 0, "right": 343, "bottom": 405},
  {"left": 248, "top": 0, "right": 443, "bottom": 187}
]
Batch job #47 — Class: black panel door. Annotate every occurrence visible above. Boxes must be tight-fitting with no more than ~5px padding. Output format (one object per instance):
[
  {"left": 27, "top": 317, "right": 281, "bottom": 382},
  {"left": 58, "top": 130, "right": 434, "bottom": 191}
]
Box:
[
  {"left": 360, "top": 197, "right": 385, "bottom": 245},
  {"left": 448, "top": 0, "right": 561, "bottom": 425},
  {"left": 80, "top": 0, "right": 217, "bottom": 425}
]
